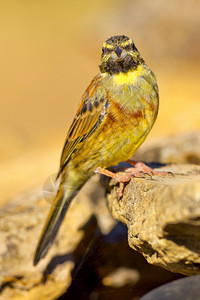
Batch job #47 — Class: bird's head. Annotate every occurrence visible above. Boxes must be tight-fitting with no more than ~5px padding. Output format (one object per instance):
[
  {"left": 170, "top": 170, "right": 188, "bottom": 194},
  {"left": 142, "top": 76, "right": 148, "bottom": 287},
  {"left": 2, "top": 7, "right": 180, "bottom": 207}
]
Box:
[{"left": 99, "top": 35, "right": 143, "bottom": 75}]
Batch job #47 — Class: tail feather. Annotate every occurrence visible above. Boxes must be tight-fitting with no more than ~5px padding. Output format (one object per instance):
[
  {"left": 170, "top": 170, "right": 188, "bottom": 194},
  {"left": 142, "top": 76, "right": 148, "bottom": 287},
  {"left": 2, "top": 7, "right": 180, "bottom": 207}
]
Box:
[{"left": 33, "top": 187, "right": 76, "bottom": 265}]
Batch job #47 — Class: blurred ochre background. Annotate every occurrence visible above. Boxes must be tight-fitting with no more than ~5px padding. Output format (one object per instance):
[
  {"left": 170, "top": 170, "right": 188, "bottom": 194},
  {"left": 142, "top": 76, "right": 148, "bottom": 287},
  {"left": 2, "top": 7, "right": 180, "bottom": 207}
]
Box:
[{"left": 1, "top": 0, "right": 200, "bottom": 204}]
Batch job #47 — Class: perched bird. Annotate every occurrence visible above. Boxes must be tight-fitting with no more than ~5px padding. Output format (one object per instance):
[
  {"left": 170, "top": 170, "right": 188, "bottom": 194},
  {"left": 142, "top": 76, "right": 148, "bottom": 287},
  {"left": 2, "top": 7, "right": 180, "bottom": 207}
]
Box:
[{"left": 34, "top": 35, "right": 159, "bottom": 265}]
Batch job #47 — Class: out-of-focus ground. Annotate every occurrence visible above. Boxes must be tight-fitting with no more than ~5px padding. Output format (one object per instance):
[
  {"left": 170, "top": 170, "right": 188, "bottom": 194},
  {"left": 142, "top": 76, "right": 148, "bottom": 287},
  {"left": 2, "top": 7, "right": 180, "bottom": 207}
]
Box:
[{"left": 1, "top": 0, "right": 200, "bottom": 205}]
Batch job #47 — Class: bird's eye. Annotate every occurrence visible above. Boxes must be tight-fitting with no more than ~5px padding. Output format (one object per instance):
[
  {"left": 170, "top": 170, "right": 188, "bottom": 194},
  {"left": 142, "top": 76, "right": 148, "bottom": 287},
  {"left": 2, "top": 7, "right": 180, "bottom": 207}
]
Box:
[
  {"left": 124, "top": 44, "right": 133, "bottom": 51},
  {"left": 102, "top": 47, "right": 113, "bottom": 55}
]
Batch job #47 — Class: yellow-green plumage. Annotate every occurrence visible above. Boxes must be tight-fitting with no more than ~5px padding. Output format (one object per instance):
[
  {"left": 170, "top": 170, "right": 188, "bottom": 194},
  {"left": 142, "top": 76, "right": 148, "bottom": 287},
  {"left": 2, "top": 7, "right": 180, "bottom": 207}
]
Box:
[{"left": 34, "top": 35, "right": 159, "bottom": 265}]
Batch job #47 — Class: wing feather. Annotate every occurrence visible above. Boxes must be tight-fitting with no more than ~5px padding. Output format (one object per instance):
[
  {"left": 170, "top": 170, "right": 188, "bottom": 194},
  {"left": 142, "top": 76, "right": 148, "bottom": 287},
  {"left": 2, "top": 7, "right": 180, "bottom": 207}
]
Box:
[{"left": 57, "top": 74, "right": 108, "bottom": 177}]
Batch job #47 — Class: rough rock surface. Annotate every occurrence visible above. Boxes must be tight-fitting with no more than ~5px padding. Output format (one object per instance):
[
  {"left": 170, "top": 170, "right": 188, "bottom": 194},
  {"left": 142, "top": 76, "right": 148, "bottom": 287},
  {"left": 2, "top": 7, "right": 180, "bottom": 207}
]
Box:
[
  {"left": 0, "top": 176, "right": 111, "bottom": 300},
  {"left": 1, "top": 132, "right": 200, "bottom": 299},
  {"left": 106, "top": 163, "right": 200, "bottom": 276},
  {"left": 0, "top": 175, "right": 181, "bottom": 300}
]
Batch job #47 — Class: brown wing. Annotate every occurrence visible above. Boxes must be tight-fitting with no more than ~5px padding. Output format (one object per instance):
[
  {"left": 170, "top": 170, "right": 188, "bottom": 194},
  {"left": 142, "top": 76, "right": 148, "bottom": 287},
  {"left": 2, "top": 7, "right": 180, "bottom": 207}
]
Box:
[{"left": 57, "top": 74, "right": 109, "bottom": 178}]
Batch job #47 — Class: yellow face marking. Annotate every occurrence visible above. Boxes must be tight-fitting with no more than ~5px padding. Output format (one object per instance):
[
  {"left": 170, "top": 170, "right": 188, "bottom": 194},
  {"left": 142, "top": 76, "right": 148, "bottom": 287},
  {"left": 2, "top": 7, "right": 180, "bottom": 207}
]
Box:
[
  {"left": 103, "top": 38, "right": 133, "bottom": 51},
  {"left": 113, "top": 65, "right": 143, "bottom": 85},
  {"left": 102, "top": 42, "right": 114, "bottom": 50},
  {"left": 121, "top": 39, "right": 133, "bottom": 47}
]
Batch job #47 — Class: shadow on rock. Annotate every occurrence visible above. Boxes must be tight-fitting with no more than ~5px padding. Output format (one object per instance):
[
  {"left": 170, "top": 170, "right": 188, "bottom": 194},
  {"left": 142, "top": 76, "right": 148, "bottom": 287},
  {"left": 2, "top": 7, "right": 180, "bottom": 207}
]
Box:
[{"left": 56, "top": 215, "right": 183, "bottom": 300}]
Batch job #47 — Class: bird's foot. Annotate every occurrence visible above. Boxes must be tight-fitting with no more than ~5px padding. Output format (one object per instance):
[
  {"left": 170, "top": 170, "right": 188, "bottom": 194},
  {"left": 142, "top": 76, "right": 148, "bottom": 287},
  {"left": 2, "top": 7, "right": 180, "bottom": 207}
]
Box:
[
  {"left": 96, "top": 161, "right": 172, "bottom": 199},
  {"left": 95, "top": 166, "right": 145, "bottom": 199},
  {"left": 125, "top": 160, "right": 171, "bottom": 176}
]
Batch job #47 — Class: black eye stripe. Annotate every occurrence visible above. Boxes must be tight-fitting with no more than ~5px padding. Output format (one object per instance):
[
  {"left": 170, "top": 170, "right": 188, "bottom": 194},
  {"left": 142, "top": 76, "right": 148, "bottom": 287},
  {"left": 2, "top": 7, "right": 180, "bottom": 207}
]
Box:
[
  {"left": 102, "top": 47, "right": 113, "bottom": 54},
  {"left": 103, "top": 44, "right": 133, "bottom": 54},
  {"left": 123, "top": 44, "right": 133, "bottom": 50}
]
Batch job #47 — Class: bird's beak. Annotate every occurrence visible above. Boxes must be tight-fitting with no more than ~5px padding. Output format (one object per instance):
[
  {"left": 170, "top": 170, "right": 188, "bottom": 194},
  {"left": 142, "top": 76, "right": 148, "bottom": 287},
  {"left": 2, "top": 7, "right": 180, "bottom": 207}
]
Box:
[
  {"left": 114, "top": 46, "right": 123, "bottom": 58},
  {"left": 111, "top": 46, "right": 127, "bottom": 60}
]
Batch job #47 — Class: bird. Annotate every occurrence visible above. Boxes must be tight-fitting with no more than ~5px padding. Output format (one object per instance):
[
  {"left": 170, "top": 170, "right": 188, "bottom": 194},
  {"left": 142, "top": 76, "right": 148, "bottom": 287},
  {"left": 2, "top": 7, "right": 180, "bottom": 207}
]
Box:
[{"left": 33, "top": 35, "right": 159, "bottom": 265}]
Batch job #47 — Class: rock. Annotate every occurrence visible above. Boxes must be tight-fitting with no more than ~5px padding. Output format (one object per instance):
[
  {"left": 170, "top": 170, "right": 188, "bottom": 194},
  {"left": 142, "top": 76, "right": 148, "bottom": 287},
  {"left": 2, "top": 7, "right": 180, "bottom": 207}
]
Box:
[
  {"left": 0, "top": 176, "right": 110, "bottom": 300},
  {"left": 140, "top": 275, "right": 200, "bottom": 300},
  {"left": 134, "top": 131, "right": 200, "bottom": 164},
  {"left": 106, "top": 163, "right": 200, "bottom": 276},
  {"left": 59, "top": 222, "right": 182, "bottom": 300},
  {"left": 102, "top": 267, "right": 140, "bottom": 288},
  {"left": 2, "top": 132, "right": 200, "bottom": 298},
  {"left": 0, "top": 175, "right": 182, "bottom": 300}
]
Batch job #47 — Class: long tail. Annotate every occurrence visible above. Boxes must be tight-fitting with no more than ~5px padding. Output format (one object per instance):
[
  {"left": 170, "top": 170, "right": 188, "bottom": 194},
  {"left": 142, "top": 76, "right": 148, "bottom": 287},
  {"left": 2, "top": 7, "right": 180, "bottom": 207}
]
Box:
[{"left": 33, "top": 185, "right": 78, "bottom": 265}]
